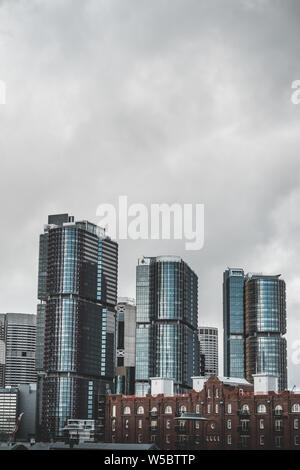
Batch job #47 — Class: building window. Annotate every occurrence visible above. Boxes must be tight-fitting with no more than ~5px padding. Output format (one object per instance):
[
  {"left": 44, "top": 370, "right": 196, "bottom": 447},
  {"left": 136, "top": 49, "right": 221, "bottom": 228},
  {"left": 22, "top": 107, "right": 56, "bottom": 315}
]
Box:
[
  {"left": 165, "top": 406, "right": 172, "bottom": 414},
  {"left": 227, "top": 435, "right": 232, "bottom": 445},
  {"left": 275, "top": 420, "right": 282, "bottom": 431},
  {"left": 166, "top": 435, "right": 170, "bottom": 444},
  {"left": 138, "top": 434, "right": 142, "bottom": 443},
  {"left": 112, "top": 419, "right": 116, "bottom": 432},
  {"left": 137, "top": 406, "right": 144, "bottom": 415},
  {"left": 151, "top": 406, "right": 158, "bottom": 415},
  {"left": 257, "top": 404, "right": 266, "bottom": 414},
  {"left": 260, "top": 435, "right": 264, "bottom": 446},
  {"left": 112, "top": 405, "right": 116, "bottom": 417},
  {"left": 227, "top": 403, "right": 232, "bottom": 414},
  {"left": 124, "top": 406, "right": 131, "bottom": 415},
  {"left": 294, "top": 418, "right": 299, "bottom": 430},
  {"left": 166, "top": 419, "right": 171, "bottom": 429},
  {"left": 242, "top": 404, "right": 249, "bottom": 413},
  {"left": 274, "top": 404, "right": 283, "bottom": 415},
  {"left": 227, "top": 419, "right": 231, "bottom": 430},
  {"left": 179, "top": 405, "right": 187, "bottom": 414},
  {"left": 292, "top": 404, "right": 300, "bottom": 413},
  {"left": 207, "top": 404, "right": 211, "bottom": 414},
  {"left": 195, "top": 420, "right": 200, "bottom": 429},
  {"left": 294, "top": 436, "right": 300, "bottom": 446},
  {"left": 275, "top": 436, "right": 282, "bottom": 448},
  {"left": 207, "top": 389, "right": 210, "bottom": 398},
  {"left": 195, "top": 404, "right": 200, "bottom": 413},
  {"left": 125, "top": 419, "right": 129, "bottom": 429},
  {"left": 215, "top": 404, "right": 219, "bottom": 414},
  {"left": 259, "top": 419, "right": 264, "bottom": 430},
  {"left": 151, "top": 435, "right": 156, "bottom": 443},
  {"left": 138, "top": 419, "right": 142, "bottom": 429},
  {"left": 216, "top": 388, "right": 219, "bottom": 398}
]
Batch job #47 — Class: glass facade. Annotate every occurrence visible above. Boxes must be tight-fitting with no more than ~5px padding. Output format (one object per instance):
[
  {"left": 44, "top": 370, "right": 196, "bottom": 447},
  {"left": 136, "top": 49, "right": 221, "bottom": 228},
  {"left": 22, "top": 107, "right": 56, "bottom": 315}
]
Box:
[
  {"left": 37, "top": 214, "right": 118, "bottom": 439},
  {"left": 245, "top": 275, "right": 287, "bottom": 390},
  {"left": 223, "top": 269, "right": 287, "bottom": 390},
  {"left": 135, "top": 256, "right": 199, "bottom": 395},
  {"left": 223, "top": 269, "right": 245, "bottom": 378}
]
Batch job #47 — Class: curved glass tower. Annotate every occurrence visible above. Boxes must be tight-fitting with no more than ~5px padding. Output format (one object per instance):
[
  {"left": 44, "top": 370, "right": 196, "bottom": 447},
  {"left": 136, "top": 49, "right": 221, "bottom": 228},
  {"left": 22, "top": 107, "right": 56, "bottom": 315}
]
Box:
[
  {"left": 135, "top": 256, "right": 199, "bottom": 395},
  {"left": 36, "top": 214, "right": 118, "bottom": 439},
  {"left": 245, "top": 274, "right": 287, "bottom": 390}
]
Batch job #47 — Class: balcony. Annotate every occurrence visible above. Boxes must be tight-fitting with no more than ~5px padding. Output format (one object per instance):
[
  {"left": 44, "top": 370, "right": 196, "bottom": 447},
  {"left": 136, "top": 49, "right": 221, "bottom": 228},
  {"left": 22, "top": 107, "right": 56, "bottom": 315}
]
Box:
[{"left": 237, "top": 424, "right": 250, "bottom": 434}]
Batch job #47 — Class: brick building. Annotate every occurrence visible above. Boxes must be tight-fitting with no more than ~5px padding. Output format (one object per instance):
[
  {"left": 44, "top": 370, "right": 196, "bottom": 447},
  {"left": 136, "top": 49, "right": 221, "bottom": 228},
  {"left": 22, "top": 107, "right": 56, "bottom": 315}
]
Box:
[{"left": 105, "top": 376, "right": 300, "bottom": 450}]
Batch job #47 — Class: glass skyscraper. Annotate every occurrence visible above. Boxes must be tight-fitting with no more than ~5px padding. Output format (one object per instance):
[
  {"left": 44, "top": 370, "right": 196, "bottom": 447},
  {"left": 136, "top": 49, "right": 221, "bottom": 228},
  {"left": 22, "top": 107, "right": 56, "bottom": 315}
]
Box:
[
  {"left": 135, "top": 256, "right": 199, "bottom": 396},
  {"left": 245, "top": 273, "right": 287, "bottom": 391},
  {"left": 223, "top": 268, "right": 287, "bottom": 390},
  {"left": 223, "top": 268, "right": 245, "bottom": 378},
  {"left": 36, "top": 214, "right": 118, "bottom": 439}
]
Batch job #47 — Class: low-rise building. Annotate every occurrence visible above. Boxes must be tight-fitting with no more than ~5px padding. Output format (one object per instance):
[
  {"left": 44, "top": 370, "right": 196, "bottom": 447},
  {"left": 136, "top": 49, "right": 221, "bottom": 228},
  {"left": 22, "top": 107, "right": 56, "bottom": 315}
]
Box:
[{"left": 105, "top": 375, "right": 300, "bottom": 450}]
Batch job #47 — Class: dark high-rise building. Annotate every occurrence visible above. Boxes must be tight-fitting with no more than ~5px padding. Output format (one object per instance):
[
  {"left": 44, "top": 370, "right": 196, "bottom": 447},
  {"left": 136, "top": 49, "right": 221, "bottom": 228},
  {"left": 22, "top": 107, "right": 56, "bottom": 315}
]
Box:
[
  {"left": 223, "top": 268, "right": 287, "bottom": 390},
  {"left": 198, "top": 326, "right": 218, "bottom": 376},
  {"left": 0, "top": 313, "right": 36, "bottom": 387},
  {"left": 115, "top": 297, "right": 136, "bottom": 395},
  {"left": 245, "top": 273, "right": 287, "bottom": 391},
  {"left": 223, "top": 268, "right": 245, "bottom": 378},
  {"left": 135, "top": 256, "right": 199, "bottom": 396},
  {"left": 36, "top": 214, "right": 118, "bottom": 439}
]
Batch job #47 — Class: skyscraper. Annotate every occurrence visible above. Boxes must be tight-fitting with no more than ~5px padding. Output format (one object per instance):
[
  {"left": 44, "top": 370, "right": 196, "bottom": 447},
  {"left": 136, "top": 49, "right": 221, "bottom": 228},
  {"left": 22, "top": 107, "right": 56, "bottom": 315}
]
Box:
[
  {"left": 36, "top": 214, "right": 118, "bottom": 439},
  {"left": 245, "top": 273, "right": 287, "bottom": 391},
  {"left": 0, "top": 313, "right": 37, "bottom": 387},
  {"left": 115, "top": 297, "right": 136, "bottom": 395},
  {"left": 223, "top": 268, "right": 245, "bottom": 378},
  {"left": 223, "top": 268, "right": 287, "bottom": 390},
  {"left": 198, "top": 326, "right": 218, "bottom": 377},
  {"left": 135, "top": 256, "right": 199, "bottom": 395},
  {"left": 4, "top": 313, "right": 36, "bottom": 387}
]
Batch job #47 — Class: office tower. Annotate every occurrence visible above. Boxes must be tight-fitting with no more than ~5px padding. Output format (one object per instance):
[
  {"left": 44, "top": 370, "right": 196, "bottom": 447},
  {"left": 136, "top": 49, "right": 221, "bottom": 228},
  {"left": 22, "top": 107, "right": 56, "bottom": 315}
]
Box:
[
  {"left": 17, "top": 383, "right": 37, "bottom": 441},
  {"left": 223, "top": 268, "right": 245, "bottom": 378},
  {"left": 198, "top": 326, "right": 218, "bottom": 376},
  {"left": 135, "top": 256, "right": 199, "bottom": 395},
  {"left": 223, "top": 268, "right": 287, "bottom": 390},
  {"left": 116, "top": 297, "right": 136, "bottom": 395},
  {"left": 0, "top": 315, "right": 5, "bottom": 388},
  {"left": 36, "top": 213, "right": 118, "bottom": 439},
  {"left": 245, "top": 273, "right": 287, "bottom": 390},
  {"left": 3, "top": 313, "right": 36, "bottom": 386},
  {"left": 0, "top": 387, "right": 18, "bottom": 438}
]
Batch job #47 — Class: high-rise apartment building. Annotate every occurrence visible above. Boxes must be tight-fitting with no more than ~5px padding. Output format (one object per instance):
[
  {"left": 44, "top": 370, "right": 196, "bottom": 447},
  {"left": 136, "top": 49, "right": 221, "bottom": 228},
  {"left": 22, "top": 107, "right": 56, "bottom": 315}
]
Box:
[
  {"left": 0, "top": 313, "right": 36, "bottom": 387},
  {"left": 198, "top": 326, "right": 218, "bottom": 376},
  {"left": 223, "top": 268, "right": 287, "bottom": 390},
  {"left": 135, "top": 256, "right": 199, "bottom": 395},
  {"left": 36, "top": 213, "right": 118, "bottom": 439},
  {"left": 223, "top": 268, "right": 245, "bottom": 378},
  {"left": 116, "top": 297, "right": 136, "bottom": 395}
]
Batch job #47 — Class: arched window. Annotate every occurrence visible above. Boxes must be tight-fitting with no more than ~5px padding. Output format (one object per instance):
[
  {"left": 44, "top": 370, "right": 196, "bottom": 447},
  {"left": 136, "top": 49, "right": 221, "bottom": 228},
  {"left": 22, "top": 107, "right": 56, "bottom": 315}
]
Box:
[
  {"left": 292, "top": 403, "right": 300, "bottom": 413},
  {"left": 257, "top": 404, "right": 266, "bottom": 414},
  {"left": 195, "top": 404, "right": 200, "bottom": 413},
  {"left": 179, "top": 405, "right": 187, "bottom": 413},
  {"left": 275, "top": 405, "right": 283, "bottom": 415},
  {"left": 150, "top": 406, "right": 157, "bottom": 415},
  {"left": 242, "top": 404, "right": 249, "bottom": 413},
  {"left": 124, "top": 406, "right": 131, "bottom": 415},
  {"left": 137, "top": 406, "right": 144, "bottom": 415},
  {"left": 165, "top": 405, "right": 172, "bottom": 414}
]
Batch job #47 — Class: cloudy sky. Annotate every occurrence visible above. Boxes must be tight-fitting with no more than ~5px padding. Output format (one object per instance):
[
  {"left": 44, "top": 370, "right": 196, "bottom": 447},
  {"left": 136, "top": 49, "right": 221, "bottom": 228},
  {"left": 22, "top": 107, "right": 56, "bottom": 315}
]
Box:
[{"left": 1, "top": 0, "right": 300, "bottom": 386}]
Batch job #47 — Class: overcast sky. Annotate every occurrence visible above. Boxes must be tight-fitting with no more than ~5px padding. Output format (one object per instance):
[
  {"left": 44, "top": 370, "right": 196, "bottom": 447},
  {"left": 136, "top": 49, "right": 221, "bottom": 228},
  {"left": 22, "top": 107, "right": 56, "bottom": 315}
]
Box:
[{"left": 1, "top": 0, "right": 300, "bottom": 386}]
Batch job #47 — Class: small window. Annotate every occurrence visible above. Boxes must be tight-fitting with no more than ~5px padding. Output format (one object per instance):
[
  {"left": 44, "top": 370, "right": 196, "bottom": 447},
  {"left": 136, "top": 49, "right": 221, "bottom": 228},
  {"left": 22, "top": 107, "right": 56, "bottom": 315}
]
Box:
[
  {"left": 294, "top": 418, "right": 299, "bottom": 430},
  {"left": 207, "top": 404, "right": 211, "bottom": 414},
  {"left": 137, "top": 434, "right": 142, "bottom": 443},
  {"left": 257, "top": 404, "right": 266, "bottom": 414},
  {"left": 227, "top": 435, "right": 232, "bottom": 445},
  {"left": 179, "top": 405, "right": 187, "bottom": 414},
  {"left": 259, "top": 419, "right": 264, "bottom": 430},
  {"left": 166, "top": 435, "right": 170, "bottom": 443},
  {"left": 207, "top": 388, "right": 210, "bottom": 398},
  {"left": 260, "top": 435, "right": 264, "bottom": 446},
  {"left": 137, "top": 406, "right": 144, "bottom": 415},
  {"left": 165, "top": 405, "right": 172, "bottom": 414},
  {"left": 216, "top": 388, "right": 219, "bottom": 398},
  {"left": 227, "top": 403, "right": 232, "bottom": 414},
  {"left": 227, "top": 419, "right": 231, "bottom": 430},
  {"left": 275, "top": 404, "right": 283, "bottom": 415},
  {"left": 166, "top": 419, "right": 170, "bottom": 429},
  {"left": 111, "top": 419, "right": 116, "bottom": 432},
  {"left": 292, "top": 404, "right": 300, "bottom": 413},
  {"left": 242, "top": 404, "right": 249, "bottom": 413},
  {"left": 124, "top": 406, "right": 131, "bottom": 415},
  {"left": 295, "top": 435, "right": 300, "bottom": 446},
  {"left": 195, "top": 404, "right": 200, "bottom": 413},
  {"left": 138, "top": 419, "right": 142, "bottom": 429},
  {"left": 215, "top": 404, "right": 219, "bottom": 414}
]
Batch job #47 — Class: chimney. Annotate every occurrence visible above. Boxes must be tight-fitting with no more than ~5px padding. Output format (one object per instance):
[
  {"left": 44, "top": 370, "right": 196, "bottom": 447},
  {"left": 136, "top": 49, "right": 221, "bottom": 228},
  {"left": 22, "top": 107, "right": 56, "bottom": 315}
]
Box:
[
  {"left": 253, "top": 374, "right": 279, "bottom": 395},
  {"left": 191, "top": 376, "right": 208, "bottom": 392},
  {"left": 150, "top": 378, "right": 174, "bottom": 395}
]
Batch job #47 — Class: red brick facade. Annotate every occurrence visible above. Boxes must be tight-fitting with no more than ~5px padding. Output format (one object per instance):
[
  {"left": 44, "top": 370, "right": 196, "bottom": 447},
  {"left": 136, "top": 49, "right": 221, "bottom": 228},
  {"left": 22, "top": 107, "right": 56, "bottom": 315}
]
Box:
[{"left": 105, "top": 376, "right": 300, "bottom": 450}]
